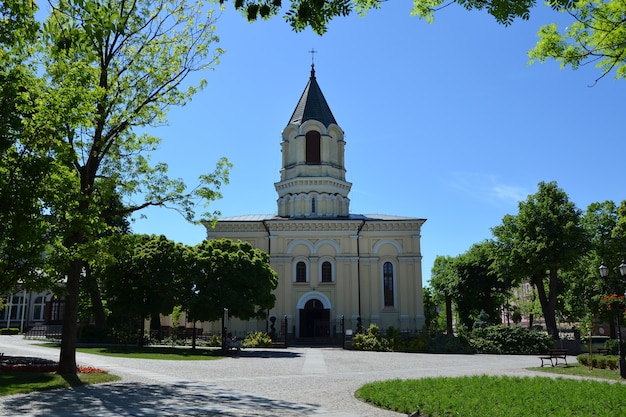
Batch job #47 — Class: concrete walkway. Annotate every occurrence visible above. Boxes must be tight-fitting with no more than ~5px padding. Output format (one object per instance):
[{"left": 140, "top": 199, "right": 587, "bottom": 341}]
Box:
[{"left": 0, "top": 336, "right": 554, "bottom": 417}]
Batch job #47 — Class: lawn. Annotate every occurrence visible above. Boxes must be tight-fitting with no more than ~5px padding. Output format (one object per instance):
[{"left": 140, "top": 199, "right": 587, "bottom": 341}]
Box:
[
  {"left": 530, "top": 362, "right": 624, "bottom": 381},
  {"left": 0, "top": 371, "right": 120, "bottom": 396},
  {"left": 1, "top": 345, "right": 221, "bottom": 397},
  {"left": 356, "top": 366, "right": 626, "bottom": 417},
  {"left": 73, "top": 345, "right": 223, "bottom": 360}
]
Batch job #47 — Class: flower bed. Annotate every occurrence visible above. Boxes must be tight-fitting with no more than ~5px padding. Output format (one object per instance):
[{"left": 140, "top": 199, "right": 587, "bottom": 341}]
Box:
[{"left": 0, "top": 355, "right": 108, "bottom": 373}]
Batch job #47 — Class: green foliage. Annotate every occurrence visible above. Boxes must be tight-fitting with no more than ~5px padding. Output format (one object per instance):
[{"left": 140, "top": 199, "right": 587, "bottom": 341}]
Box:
[
  {"left": 98, "top": 235, "right": 190, "bottom": 323},
  {"left": 352, "top": 324, "right": 390, "bottom": 352},
  {"left": 472, "top": 309, "right": 492, "bottom": 329},
  {"left": 0, "top": 328, "right": 19, "bottom": 335},
  {"left": 242, "top": 331, "right": 273, "bottom": 347},
  {"left": 603, "top": 338, "right": 625, "bottom": 356},
  {"left": 469, "top": 325, "right": 553, "bottom": 354},
  {"left": 0, "top": 0, "right": 228, "bottom": 374},
  {"left": 529, "top": 1, "right": 626, "bottom": 82},
  {"left": 421, "top": 287, "right": 442, "bottom": 335},
  {"left": 427, "top": 333, "right": 474, "bottom": 353},
  {"left": 186, "top": 239, "right": 278, "bottom": 323},
  {"left": 577, "top": 354, "right": 619, "bottom": 370},
  {"left": 492, "top": 181, "right": 586, "bottom": 339},
  {"left": 356, "top": 375, "right": 626, "bottom": 416},
  {"left": 78, "top": 326, "right": 114, "bottom": 343}
]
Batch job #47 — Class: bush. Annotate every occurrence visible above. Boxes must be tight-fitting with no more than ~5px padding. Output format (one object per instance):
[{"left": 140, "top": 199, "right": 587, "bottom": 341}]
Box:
[
  {"left": 0, "top": 328, "right": 19, "bottom": 335},
  {"left": 352, "top": 324, "right": 391, "bottom": 352},
  {"left": 603, "top": 338, "right": 626, "bottom": 355},
  {"left": 79, "top": 325, "right": 114, "bottom": 343},
  {"left": 428, "top": 333, "right": 474, "bottom": 353},
  {"left": 577, "top": 354, "right": 619, "bottom": 370},
  {"left": 469, "top": 325, "right": 552, "bottom": 354},
  {"left": 243, "top": 331, "right": 273, "bottom": 347}
]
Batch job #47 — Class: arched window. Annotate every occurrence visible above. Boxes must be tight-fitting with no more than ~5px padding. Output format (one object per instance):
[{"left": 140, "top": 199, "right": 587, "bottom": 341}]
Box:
[
  {"left": 321, "top": 261, "right": 332, "bottom": 283},
  {"left": 383, "top": 262, "right": 394, "bottom": 307},
  {"left": 305, "top": 131, "right": 321, "bottom": 164},
  {"left": 296, "top": 261, "right": 307, "bottom": 283}
]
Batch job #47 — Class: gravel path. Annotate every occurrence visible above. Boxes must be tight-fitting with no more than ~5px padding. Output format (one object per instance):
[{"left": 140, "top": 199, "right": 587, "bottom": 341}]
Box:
[{"left": 0, "top": 335, "right": 555, "bottom": 417}]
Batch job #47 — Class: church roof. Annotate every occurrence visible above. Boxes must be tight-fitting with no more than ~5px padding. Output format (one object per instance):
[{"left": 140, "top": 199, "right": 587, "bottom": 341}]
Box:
[
  {"left": 288, "top": 65, "right": 337, "bottom": 127},
  {"left": 217, "top": 214, "right": 424, "bottom": 222}
]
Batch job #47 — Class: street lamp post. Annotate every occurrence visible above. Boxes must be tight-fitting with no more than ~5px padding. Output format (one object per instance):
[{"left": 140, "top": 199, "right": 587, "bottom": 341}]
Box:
[{"left": 599, "top": 261, "right": 626, "bottom": 379}]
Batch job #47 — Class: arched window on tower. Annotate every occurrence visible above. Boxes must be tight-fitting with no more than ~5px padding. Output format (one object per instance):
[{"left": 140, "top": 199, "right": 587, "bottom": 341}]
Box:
[
  {"left": 311, "top": 197, "right": 316, "bottom": 214},
  {"left": 296, "top": 261, "right": 307, "bottom": 283},
  {"left": 321, "top": 261, "right": 332, "bottom": 282},
  {"left": 305, "top": 131, "right": 321, "bottom": 164},
  {"left": 383, "top": 262, "right": 394, "bottom": 307}
]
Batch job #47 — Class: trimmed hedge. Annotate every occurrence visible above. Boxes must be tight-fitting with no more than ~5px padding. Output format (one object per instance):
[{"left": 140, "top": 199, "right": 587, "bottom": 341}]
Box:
[
  {"left": 577, "top": 354, "right": 619, "bottom": 370},
  {"left": 0, "top": 328, "right": 19, "bottom": 335},
  {"left": 468, "top": 325, "right": 553, "bottom": 354}
]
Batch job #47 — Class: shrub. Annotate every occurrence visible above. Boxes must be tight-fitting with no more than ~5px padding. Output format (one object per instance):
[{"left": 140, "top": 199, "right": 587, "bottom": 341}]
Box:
[
  {"left": 428, "top": 333, "right": 474, "bottom": 353},
  {"left": 243, "top": 331, "right": 273, "bottom": 347},
  {"left": 0, "top": 328, "right": 19, "bottom": 335},
  {"left": 577, "top": 354, "right": 618, "bottom": 370},
  {"left": 352, "top": 324, "right": 390, "bottom": 352},
  {"left": 79, "top": 325, "right": 114, "bottom": 343},
  {"left": 603, "top": 338, "right": 626, "bottom": 355},
  {"left": 469, "top": 325, "right": 552, "bottom": 354}
]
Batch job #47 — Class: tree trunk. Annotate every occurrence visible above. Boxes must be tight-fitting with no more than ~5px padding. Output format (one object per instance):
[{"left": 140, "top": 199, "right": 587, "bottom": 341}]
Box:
[
  {"left": 58, "top": 259, "right": 82, "bottom": 376},
  {"left": 533, "top": 271, "right": 559, "bottom": 340},
  {"left": 84, "top": 264, "right": 106, "bottom": 327},
  {"left": 445, "top": 295, "right": 453, "bottom": 335}
]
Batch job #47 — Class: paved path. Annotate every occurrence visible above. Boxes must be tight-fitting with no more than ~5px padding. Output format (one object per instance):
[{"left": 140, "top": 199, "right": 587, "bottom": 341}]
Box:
[{"left": 0, "top": 336, "right": 555, "bottom": 417}]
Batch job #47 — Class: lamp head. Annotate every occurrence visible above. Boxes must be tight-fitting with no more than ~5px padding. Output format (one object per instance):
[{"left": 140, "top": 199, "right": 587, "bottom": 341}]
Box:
[{"left": 599, "top": 262, "right": 609, "bottom": 278}]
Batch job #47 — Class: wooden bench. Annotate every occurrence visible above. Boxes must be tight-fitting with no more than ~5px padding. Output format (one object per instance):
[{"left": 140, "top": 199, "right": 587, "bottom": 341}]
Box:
[{"left": 539, "top": 349, "right": 568, "bottom": 367}]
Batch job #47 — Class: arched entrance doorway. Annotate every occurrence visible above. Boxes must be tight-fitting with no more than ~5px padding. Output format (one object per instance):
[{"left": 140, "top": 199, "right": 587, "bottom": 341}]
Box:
[
  {"left": 300, "top": 299, "right": 330, "bottom": 338},
  {"left": 296, "top": 292, "right": 331, "bottom": 339}
]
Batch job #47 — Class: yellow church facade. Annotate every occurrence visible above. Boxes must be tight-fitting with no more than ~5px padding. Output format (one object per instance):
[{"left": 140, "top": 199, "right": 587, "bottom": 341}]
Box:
[{"left": 203, "top": 65, "right": 426, "bottom": 341}]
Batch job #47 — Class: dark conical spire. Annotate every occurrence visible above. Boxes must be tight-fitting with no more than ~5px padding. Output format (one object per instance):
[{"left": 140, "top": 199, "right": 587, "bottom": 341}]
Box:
[{"left": 288, "top": 64, "right": 337, "bottom": 127}]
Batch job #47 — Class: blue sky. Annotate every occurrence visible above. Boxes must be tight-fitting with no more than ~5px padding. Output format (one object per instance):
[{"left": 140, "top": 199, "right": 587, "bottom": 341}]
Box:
[{"left": 131, "top": 2, "right": 626, "bottom": 285}]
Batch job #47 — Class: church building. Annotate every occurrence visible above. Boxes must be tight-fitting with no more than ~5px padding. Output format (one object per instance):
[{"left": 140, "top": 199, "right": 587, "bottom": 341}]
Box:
[{"left": 204, "top": 65, "right": 426, "bottom": 341}]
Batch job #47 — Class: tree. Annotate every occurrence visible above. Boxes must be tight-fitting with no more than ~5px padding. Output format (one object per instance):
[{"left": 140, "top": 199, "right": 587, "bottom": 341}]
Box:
[
  {"left": 32, "top": 0, "right": 228, "bottom": 375},
  {"left": 229, "top": 0, "right": 561, "bottom": 34},
  {"left": 529, "top": 1, "right": 626, "bottom": 83},
  {"left": 186, "top": 239, "right": 278, "bottom": 325},
  {"left": 99, "top": 234, "right": 190, "bottom": 346},
  {"left": 0, "top": 0, "right": 61, "bottom": 294},
  {"left": 430, "top": 255, "right": 457, "bottom": 335},
  {"left": 452, "top": 241, "right": 507, "bottom": 331},
  {"left": 229, "top": 0, "right": 626, "bottom": 81},
  {"left": 492, "top": 181, "right": 587, "bottom": 340}
]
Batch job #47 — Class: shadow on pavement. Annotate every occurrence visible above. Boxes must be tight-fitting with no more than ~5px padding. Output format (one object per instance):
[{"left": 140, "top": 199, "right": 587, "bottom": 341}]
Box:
[
  {"left": 228, "top": 349, "right": 302, "bottom": 359},
  {"left": 0, "top": 381, "right": 319, "bottom": 416}
]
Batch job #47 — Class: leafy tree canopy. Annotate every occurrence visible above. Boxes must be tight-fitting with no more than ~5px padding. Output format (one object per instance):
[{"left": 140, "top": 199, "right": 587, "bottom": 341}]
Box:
[
  {"left": 529, "top": 0, "right": 626, "bottom": 82},
  {"left": 99, "top": 234, "right": 190, "bottom": 321},
  {"left": 231, "top": 0, "right": 573, "bottom": 34},
  {"left": 186, "top": 239, "right": 278, "bottom": 323},
  {"left": 231, "top": 0, "right": 626, "bottom": 81},
  {"left": 492, "top": 181, "right": 587, "bottom": 338},
  {"left": 0, "top": 0, "right": 228, "bottom": 375}
]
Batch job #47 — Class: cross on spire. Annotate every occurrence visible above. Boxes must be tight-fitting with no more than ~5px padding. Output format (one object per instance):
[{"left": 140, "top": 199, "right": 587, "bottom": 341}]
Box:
[{"left": 309, "top": 48, "right": 317, "bottom": 66}]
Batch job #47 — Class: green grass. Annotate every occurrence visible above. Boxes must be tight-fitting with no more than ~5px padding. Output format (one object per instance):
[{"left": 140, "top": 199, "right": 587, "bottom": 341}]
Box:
[
  {"left": 0, "top": 371, "right": 120, "bottom": 396},
  {"left": 356, "top": 373, "right": 626, "bottom": 417},
  {"left": 37, "top": 343, "right": 224, "bottom": 360},
  {"left": 0, "top": 345, "right": 219, "bottom": 397},
  {"left": 530, "top": 363, "right": 624, "bottom": 381},
  {"left": 74, "top": 345, "right": 224, "bottom": 360}
]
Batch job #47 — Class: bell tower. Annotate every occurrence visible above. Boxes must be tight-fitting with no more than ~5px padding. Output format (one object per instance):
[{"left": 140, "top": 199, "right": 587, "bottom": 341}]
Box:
[{"left": 275, "top": 65, "right": 352, "bottom": 218}]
